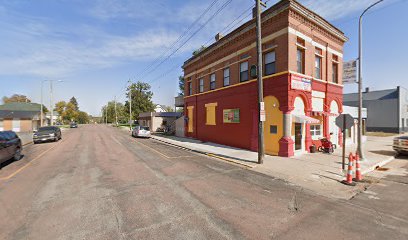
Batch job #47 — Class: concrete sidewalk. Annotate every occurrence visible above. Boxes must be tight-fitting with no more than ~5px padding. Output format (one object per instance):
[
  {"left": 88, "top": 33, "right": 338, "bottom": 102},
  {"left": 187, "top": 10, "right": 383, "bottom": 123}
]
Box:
[{"left": 151, "top": 134, "right": 398, "bottom": 199}]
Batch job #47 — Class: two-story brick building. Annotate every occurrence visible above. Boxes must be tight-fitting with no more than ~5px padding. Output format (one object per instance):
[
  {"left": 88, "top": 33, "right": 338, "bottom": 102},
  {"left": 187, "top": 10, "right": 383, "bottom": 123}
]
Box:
[{"left": 182, "top": 0, "right": 347, "bottom": 157}]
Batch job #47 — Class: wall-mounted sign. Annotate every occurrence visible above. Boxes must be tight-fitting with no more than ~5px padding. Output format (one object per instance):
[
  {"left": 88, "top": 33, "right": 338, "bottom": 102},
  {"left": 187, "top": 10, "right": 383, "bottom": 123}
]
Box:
[
  {"left": 343, "top": 60, "right": 357, "bottom": 84},
  {"left": 223, "top": 109, "right": 240, "bottom": 123},
  {"left": 291, "top": 75, "right": 311, "bottom": 92}
]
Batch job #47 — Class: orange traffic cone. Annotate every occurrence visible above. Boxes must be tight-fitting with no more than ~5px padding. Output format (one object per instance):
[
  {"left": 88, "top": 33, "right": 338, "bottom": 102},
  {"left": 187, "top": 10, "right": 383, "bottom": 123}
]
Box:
[
  {"left": 353, "top": 152, "right": 363, "bottom": 182},
  {"left": 342, "top": 153, "right": 356, "bottom": 186}
]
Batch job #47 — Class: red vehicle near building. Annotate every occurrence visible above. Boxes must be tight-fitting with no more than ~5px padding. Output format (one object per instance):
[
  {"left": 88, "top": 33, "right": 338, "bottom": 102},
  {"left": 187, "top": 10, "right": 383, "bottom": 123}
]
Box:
[{"left": 183, "top": 0, "right": 347, "bottom": 157}]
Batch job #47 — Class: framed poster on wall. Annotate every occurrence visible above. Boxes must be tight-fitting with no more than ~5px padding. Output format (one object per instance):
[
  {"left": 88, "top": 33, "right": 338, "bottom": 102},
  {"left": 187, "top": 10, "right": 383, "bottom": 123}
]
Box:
[{"left": 223, "top": 109, "right": 240, "bottom": 123}]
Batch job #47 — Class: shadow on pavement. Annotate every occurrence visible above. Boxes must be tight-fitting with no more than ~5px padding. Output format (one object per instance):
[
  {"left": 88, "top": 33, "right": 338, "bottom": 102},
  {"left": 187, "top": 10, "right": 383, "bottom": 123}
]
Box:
[
  {"left": 369, "top": 150, "right": 396, "bottom": 156},
  {"left": 0, "top": 155, "right": 25, "bottom": 169}
]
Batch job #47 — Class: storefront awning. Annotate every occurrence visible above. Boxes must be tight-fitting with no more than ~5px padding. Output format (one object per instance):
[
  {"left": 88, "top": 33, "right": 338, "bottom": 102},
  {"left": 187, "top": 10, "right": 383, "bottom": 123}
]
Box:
[
  {"left": 311, "top": 111, "right": 338, "bottom": 117},
  {"left": 292, "top": 114, "right": 320, "bottom": 124}
]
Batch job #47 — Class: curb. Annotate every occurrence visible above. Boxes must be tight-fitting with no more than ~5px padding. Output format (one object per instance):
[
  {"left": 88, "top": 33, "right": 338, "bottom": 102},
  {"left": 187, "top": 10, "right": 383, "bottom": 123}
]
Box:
[
  {"left": 361, "top": 155, "right": 396, "bottom": 175},
  {"left": 22, "top": 141, "right": 33, "bottom": 146},
  {"left": 151, "top": 136, "right": 254, "bottom": 168}
]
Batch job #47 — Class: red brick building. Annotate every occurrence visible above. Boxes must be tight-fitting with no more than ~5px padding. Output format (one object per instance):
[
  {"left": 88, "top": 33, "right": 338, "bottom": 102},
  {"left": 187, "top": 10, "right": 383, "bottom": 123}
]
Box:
[{"left": 183, "top": 0, "right": 347, "bottom": 157}]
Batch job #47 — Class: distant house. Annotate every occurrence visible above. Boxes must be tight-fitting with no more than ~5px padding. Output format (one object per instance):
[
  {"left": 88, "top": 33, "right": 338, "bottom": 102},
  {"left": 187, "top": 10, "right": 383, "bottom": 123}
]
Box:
[
  {"left": 344, "top": 86, "right": 408, "bottom": 133},
  {"left": 138, "top": 112, "right": 182, "bottom": 133},
  {"left": 0, "top": 102, "right": 44, "bottom": 132}
]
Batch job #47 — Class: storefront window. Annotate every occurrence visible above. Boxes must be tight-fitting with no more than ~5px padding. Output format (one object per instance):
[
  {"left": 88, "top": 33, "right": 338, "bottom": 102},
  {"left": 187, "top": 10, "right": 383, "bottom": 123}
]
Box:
[{"left": 310, "top": 124, "right": 322, "bottom": 138}]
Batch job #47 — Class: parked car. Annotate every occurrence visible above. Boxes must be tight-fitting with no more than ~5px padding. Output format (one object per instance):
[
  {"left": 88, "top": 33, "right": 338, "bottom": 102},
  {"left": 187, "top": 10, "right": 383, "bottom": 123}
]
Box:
[
  {"left": 393, "top": 136, "right": 408, "bottom": 155},
  {"left": 33, "top": 126, "right": 62, "bottom": 144},
  {"left": 0, "top": 131, "right": 22, "bottom": 164},
  {"left": 70, "top": 122, "right": 78, "bottom": 128},
  {"left": 132, "top": 126, "right": 151, "bottom": 138}
]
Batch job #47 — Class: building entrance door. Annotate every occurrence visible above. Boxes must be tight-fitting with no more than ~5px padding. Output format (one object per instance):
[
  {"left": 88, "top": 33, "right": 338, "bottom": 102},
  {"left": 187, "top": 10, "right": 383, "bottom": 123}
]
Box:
[{"left": 295, "top": 123, "right": 302, "bottom": 150}]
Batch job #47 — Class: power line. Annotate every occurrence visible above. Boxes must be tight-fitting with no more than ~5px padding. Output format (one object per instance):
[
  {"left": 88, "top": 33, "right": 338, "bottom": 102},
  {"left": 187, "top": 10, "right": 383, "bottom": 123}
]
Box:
[
  {"left": 112, "top": 0, "right": 221, "bottom": 98},
  {"left": 142, "top": 0, "right": 233, "bottom": 82}
]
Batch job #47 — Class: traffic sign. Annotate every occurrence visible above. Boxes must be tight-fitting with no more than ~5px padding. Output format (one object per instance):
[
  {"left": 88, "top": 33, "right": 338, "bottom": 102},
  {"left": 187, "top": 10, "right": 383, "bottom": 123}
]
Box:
[{"left": 335, "top": 114, "right": 354, "bottom": 130}]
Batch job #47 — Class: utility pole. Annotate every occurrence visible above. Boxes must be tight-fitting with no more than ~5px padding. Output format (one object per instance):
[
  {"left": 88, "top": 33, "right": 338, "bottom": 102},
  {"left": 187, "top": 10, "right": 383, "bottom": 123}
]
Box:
[
  {"left": 105, "top": 105, "right": 108, "bottom": 125},
  {"left": 40, "top": 80, "right": 45, "bottom": 127},
  {"left": 114, "top": 96, "right": 118, "bottom": 126},
  {"left": 357, "top": 0, "right": 383, "bottom": 159},
  {"left": 50, "top": 81, "right": 54, "bottom": 126},
  {"left": 128, "top": 80, "right": 133, "bottom": 130},
  {"left": 256, "top": 0, "right": 266, "bottom": 164}
]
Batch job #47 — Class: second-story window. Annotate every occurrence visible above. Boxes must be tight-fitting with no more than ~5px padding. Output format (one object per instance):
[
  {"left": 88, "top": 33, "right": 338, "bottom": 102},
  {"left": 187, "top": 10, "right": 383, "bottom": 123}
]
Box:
[
  {"left": 240, "top": 61, "right": 248, "bottom": 82},
  {"left": 332, "top": 54, "right": 339, "bottom": 83},
  {"left": 332, "top": 63, "right": 338, "bottom": 83},
  {"left": 315, "top": 48, "right": 322, "bottom": 79},
  {"left": 199, "top": 78, "right": 204, "bottom": 93},
  {"left": 296, "top": 37, "right": 305, "bottom": 74},
  {"left": 297, "top": 49, "right": 304, "bottom": 74},
  {"left": 223, "top": 68, "right": 230, "bottom": 86},
  {"left": 264, "top": 51, "right": 276, "bottom": 75},
  {"left": 315, "top": 56, "right": 322, "bottom": 79},
  {"left": 188, "top": 81, "right": 192, "bottom": 95},
  {"left": 210, "top": 73, "right": 216, "bottom": 90}
]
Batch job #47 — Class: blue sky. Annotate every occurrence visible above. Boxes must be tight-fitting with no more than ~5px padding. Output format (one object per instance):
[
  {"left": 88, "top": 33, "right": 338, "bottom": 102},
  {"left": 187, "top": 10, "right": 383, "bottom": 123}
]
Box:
[{"left": 0, "top": 0, "right": 407, "bottom": 116}]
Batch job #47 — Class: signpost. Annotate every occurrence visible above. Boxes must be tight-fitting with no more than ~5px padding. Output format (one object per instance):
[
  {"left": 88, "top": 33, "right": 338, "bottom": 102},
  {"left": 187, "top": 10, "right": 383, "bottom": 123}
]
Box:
[
  {"left": 336, "top": 114, "right": 355, "bottom": 170},
  {"left": 343, "top": 60, "right": 357, "bottom": 84}
]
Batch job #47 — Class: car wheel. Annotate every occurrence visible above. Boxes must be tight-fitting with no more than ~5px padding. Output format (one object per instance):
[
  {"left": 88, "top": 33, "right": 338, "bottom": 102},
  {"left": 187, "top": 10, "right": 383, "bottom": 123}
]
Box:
[
  {"left": 13, "top": 147, "right": 22, "bottom": 161},
  {"left": 318, "top": 146, "right": 323, "bottom": 152}
]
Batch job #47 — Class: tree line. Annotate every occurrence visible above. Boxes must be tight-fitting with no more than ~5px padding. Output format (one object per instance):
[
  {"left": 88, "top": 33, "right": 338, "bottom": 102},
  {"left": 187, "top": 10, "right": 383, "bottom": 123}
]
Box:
[
  {"left": 54, "top": 97, "right": 90, "bottom": 124},
  {"left": 102, "top": 81, "right": 155, "bottom": 124}
]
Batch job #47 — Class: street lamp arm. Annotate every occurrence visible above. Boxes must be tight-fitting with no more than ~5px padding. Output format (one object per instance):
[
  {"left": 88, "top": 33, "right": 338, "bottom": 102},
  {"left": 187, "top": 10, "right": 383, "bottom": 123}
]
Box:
[{"left": 360, "top": 0, "right": 384, "bottom": 20}]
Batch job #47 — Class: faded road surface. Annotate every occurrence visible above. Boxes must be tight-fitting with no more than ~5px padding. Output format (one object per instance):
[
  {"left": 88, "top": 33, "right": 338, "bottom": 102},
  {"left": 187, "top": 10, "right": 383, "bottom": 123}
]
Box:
[{"left": 0, "top": 125, "right": 407, "bottom": 240}]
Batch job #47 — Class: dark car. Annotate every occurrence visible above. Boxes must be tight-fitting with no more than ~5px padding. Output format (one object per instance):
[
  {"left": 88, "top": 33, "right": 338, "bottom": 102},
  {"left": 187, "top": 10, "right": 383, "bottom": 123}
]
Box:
[
  {"left": 70, "top": 122, "right": 78, "bottom": 128},
  {"left": 393, "top": 136, "right": 408, "bottom": 155},
  {"left": 33, "top": 126, "right": 62, "bottom": 144},
  {"left": 0, "top": 131, "right": 22, "bottom": 164}
]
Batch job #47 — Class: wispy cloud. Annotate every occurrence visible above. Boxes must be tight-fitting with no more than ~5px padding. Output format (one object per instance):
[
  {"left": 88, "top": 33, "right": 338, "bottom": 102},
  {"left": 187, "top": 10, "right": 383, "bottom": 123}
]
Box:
[{"left": 301, "top": 0, "right": 399, "bottom": 21}]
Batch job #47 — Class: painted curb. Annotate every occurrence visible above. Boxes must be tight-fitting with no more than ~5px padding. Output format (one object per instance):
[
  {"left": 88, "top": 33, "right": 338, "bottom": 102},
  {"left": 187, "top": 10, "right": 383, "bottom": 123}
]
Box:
[{"left": 151, "top": 136, "right": 254, "bottom": 168}]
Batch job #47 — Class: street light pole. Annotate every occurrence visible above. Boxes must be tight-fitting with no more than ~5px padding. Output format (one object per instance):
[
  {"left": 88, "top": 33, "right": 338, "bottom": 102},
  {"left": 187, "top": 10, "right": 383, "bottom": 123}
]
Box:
[
  {"left": 50, "top": 81, "right": 54, "bottom": 126},
  {"left": 357, "top": 0, "right": 383, "bottom": 159},
  {"left": 40, "top": 80, "right": 45, "bottom": 127},
  {"left": 128, "top": 80, "right": 133, "bottom": 130},
  {"left": 255, "top": 0, "right": 266, "bottom": 164},
  {"left": 114, "top": 96, "right": 118, "bottom": 126}
]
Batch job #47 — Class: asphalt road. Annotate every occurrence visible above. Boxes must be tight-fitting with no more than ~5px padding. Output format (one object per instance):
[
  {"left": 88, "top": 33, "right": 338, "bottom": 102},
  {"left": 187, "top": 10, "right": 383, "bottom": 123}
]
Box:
[{"left": 0, "top": 125, "right": 407, "bottom": 240}]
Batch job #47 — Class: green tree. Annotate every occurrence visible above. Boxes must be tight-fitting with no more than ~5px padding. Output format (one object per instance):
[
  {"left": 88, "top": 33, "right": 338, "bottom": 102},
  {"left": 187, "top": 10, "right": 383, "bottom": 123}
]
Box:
[
  {"left": 54, "top": 101, "right": 66, "bottom": 116},
  {"left": 69, "top": 97, "right": 79, "bottom": 111},
  {"left": 77, "top": 111, "right": 89, "bottom": 124},
  {"left": 178, "top": 76, "right": 184, "bottom": 96},
  {"left": 101, "top": 101, "right": 117, "bottom": 124},
  {"left": 62, "top": 102, "right": 78, "bottom": 123},
  {"left": 124, "top": 81, "right": 155, "bottom": 120},
  {"left": 2, "top": 94, "right": 31, "bottom": 103}
]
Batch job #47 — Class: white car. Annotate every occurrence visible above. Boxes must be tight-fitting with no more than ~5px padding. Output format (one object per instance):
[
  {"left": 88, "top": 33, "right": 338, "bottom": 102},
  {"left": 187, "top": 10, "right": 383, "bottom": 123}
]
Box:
[
  {"left": 132, "top": 126, "right": 151, "bottom": 138},
  {"left": 393, "top": 136, "right": 408, "bottom": 155}
]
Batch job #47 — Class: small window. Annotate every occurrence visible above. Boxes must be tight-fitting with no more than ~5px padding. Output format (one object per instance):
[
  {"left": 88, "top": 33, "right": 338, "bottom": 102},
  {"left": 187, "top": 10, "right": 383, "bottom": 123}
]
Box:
[
  {"left": 332, "top": 62, "right": 338, "bottom": 83},
  {"left": 310, "top": 125, "right": 322, "bottom": 137},
  {"left": 270, "top": 125, "right": 278, "bottom": 134},
  {"left": 240, "top": 61, "right": 249, "bottom": 82},
  {"left": 264, "top": 51, "right": 276, "bottom": 75},
  {"left": 210, "top": 73, "right": 216, "bottom": 90},
  {"left": 315, "top": 56, "right": 322, "bottom": 79},
  {"left": 223, "top": 68, "right": 230, "bottom": 86},
  {"left": 297, "top": 48, "right": 304, "bottom": 74},
  {"left": 199, "top": 78, "right": 204, "bottom": 93}
]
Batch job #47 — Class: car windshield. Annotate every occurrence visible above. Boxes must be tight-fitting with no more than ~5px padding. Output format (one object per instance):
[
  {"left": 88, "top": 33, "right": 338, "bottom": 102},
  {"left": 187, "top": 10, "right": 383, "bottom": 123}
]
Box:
[{"left": 38, "top": 127, "right": 56, "bottom": 132}]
